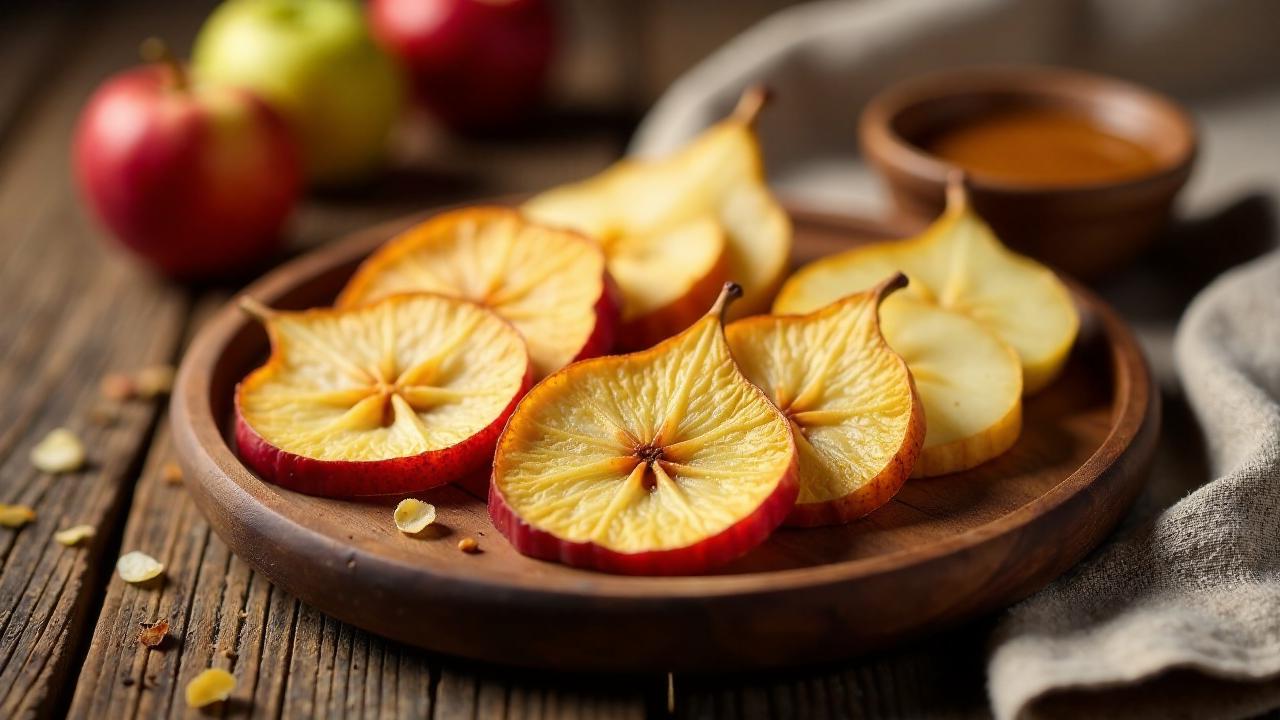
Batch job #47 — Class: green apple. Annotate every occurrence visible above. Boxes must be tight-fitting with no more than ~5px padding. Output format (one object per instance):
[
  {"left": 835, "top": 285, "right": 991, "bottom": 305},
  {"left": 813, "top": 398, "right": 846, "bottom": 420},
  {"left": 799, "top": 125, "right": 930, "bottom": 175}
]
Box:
[{"left": 193, "top": 0, "right": 403, "bottom": 185}]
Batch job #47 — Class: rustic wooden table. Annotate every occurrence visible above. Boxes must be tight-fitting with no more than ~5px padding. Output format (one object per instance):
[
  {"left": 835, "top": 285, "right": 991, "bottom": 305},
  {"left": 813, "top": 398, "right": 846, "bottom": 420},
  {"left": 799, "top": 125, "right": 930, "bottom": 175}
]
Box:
[{"left": 0, "top": 0, "right": 993, "bottom": 717}]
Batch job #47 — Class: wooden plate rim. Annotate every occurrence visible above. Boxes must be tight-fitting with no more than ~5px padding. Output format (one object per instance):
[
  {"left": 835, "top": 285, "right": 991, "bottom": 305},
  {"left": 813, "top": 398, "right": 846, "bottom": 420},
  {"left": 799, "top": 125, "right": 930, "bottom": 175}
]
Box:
[{"left": 172, "top": 207, "right": 1153, "bottom": 602}]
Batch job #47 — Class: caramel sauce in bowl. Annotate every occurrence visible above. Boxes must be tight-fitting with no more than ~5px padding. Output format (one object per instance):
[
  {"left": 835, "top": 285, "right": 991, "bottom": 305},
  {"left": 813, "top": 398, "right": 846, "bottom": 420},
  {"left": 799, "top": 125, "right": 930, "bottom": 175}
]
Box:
[{"left": 860, "top": 66, "right": 1197, "bottom": 278}]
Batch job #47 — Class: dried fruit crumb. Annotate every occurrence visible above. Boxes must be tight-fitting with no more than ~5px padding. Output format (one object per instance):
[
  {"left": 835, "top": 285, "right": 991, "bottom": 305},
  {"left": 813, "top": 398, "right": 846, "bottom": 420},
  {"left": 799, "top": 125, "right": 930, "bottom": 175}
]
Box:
[
  {"left": 135, "top": 365, "right": 175, "bottom": 398},
  {"left": 100, "top": 373, "right": 136, "bottom": 401},
  {"left": 457, "top": 537, "right": 480, "bottom": 554},
  {"left": 31, "top": 428, "right": 86, "bottom": 474},
  {"left": 88, "top": 404, "right": 121, "bottom": 427},
  {"left": 185, "top": 668, "right": 235, "bottom": 708},
  {"left": 54, "top": 524, "right": 95, "bottom": 546},
  {"left": 117, "top": 551, "right": 164, "bottom": 583},
  {"left": 138, "top": 619, "right": 168, "bottom": 648},
  {"left": 0, "top": 504, "right": 36, "bottom": 529},
  {"left": 393, "top": 499, "right": 437, "bottom": 535},
  {"left": 161, "top": 462, "right": 184, "bottom": 485}
]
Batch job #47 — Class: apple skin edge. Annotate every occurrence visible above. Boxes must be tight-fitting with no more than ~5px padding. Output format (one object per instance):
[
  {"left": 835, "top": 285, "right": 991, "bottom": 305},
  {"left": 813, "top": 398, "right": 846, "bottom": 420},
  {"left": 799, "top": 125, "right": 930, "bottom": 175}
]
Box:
[
  {"left": 614, "top": 251, "right": 730, "bottom": 352},
  {"left": 233, "top": 367, "right": 533, "bottom": 499},
  {"left": 488, "top": 454, "right": 798, "bottom": 576},
  {"left": 574, "top": 272, "right": 623, "bottom": 361},
  {"left": 73, "top": 65, "right": 300, "bottom": 279}
]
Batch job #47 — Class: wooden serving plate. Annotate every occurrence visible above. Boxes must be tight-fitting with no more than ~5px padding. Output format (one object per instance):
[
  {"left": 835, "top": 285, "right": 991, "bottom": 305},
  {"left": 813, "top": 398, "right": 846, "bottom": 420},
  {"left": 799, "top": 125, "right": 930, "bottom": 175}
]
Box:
[{"left": 171, "top": 206, "right": 1158, "bottom": 672}]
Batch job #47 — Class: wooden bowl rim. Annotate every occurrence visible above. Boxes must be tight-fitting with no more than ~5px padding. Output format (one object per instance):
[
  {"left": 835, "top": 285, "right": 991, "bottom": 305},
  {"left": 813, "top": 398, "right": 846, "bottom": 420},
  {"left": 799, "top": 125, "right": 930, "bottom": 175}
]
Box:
[
  {"left": 858, "top": 63, "right": 1198, "bottom": 196},
  {"left": 171, "top": 206, "right": 1153, "bottom": 602}
]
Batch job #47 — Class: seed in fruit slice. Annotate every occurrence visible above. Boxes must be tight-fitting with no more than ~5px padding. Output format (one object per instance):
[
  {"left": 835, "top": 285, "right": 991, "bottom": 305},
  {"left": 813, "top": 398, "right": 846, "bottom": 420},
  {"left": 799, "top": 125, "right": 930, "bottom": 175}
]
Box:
[
  {"left": 726, "top": 274, "right": 926, "bottom": 525},
  {"left": 337, "top": 207, "right": 616, "bottom": 379},
  {"left": 524, "top": 87, "right": 792, "bottom": 321},
  {"left": 607, "top": 216, "right": 729, "bottom": 349},
  {"left": 774, "top": 175, "right": 1077, "bottom": 393},
  {"left": 235, "top": 293, "right": 532, "bottom": 497},
  {"left": 489, "top": 283, "right": 798, "bottom": 575}
]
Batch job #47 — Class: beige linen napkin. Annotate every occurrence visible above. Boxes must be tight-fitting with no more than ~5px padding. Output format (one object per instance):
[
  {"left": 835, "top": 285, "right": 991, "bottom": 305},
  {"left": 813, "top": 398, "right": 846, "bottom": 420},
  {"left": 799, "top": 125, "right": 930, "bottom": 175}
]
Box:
[
  {"left": 990, "top": 252, "right": 1280, "bottom": 719},
  {"left": 632, "top": 0, "right": 1280, "bottom": 717}
]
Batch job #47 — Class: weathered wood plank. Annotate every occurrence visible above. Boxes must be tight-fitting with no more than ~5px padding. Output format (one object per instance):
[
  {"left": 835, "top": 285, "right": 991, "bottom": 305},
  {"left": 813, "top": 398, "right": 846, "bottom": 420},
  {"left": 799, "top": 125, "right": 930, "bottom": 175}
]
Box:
[
  {"left": 69, "top": 389, "right": 651, "bottom": 718},
  {"left": 673, "top": 623, "right": 993, "bottom": 720},
  {"left": 0, "top": 0, "right": 79, "bottom": 148},
  {"left": 0, "top": 1, "right": 202, "bottom": 715}
]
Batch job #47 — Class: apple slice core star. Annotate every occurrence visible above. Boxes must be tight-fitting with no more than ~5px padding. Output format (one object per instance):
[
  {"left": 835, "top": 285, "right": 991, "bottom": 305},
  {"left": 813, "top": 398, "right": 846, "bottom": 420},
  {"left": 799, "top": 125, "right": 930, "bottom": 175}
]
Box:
[
  {"left": 235, "top": 293, "right": 531, "bottom": 497},
  {"left": 727, "top": 273, "right": 926, "bottom": 525},
  {"left": 489, "top": 283, "right": 799, "bottom": 575}
]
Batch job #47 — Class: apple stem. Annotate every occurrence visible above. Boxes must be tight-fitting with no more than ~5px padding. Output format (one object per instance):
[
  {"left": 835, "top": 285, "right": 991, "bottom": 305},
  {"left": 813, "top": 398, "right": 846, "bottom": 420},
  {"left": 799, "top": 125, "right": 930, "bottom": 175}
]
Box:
[
  {"left": 238, "top": 296, "right": 277, "bottom": 323},
  {"left": 732, "top": 85, "right": 771, "bottom": 127},
  {"left": 872, "top": 272, "right": 910, "bottom": 303},
  {"left": 140, "top": 37, "right": 188, "bottom": 92},
  {"left": 710, "top": 282, "right": 743, "bottom": 321},
  {"left": 945, "top": 170, "right": 969, "bottom": 214}
]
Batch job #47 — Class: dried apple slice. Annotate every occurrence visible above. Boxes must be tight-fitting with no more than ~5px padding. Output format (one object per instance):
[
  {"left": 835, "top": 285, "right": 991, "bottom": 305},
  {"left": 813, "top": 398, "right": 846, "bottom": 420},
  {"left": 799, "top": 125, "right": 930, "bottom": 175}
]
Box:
[
  {"left": 879, "top": 297, "right": 1022, "bottom": 477},
  {"left": 775, "top": 280, "right": 1021, "bottom": 478},
  {"left": 524, "top": 87, "right": 791, "bottom": 323},
  {"left": 235, "top": 293, "right": 531, "bottom": 497},
  {"left": 774, "top": 176, "right": 1077, "bottom": 393},
  {"left": 489, "top": 283, "right": 798, "bottom": 575},
  {"left": 726, "top": 274, "right": 926, "bottom": 525},
  {"left": 337, "top": 207, "right": 616, "bottom": 379},
  {"left": 607, "top": 217, "right": 728, "bottom": 349}
]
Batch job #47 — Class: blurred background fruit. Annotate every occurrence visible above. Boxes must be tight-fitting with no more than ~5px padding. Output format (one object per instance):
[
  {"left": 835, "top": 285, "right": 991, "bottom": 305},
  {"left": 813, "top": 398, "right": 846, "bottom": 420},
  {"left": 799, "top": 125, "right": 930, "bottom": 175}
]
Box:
[
  {"left": 73, "top": 40, "right": 301, "bottom": 280},
  {"left": 368, "top": 0, "right": 555, "bottom": 132},
  {"left": 193, "top": 0, "right": 403, "bottom": 185}
]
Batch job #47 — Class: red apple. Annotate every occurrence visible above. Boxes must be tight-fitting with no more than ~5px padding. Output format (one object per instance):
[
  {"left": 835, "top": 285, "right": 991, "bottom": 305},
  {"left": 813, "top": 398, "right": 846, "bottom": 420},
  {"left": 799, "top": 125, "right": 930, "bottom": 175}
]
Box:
[
  {"left": 73, "top": 45, "right": 300, "bottom": 279},
  {"left": 368, "top": 0, "right": 555, "bottom": 131}
]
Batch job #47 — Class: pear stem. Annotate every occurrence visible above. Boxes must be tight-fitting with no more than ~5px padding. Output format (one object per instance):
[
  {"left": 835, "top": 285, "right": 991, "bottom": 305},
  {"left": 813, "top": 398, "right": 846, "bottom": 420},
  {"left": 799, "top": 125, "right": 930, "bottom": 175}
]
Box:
[
  {"left": 238, "top": 296, "right": 277, "bottom": 323},
  {"left": 140, "top": 37, "right": 188, "bottom": 92},
  {"left": 709, "top": 282, "right": 743, "bottom": 322},
  {"left": 945, "top": 170, "right": 969, "bottom": 213},
  {"left": 731, "top": 85, "right": 771, "bottom": 127},
  {"left": 872, "top": 271, "right": 909, "bottom": 304}
]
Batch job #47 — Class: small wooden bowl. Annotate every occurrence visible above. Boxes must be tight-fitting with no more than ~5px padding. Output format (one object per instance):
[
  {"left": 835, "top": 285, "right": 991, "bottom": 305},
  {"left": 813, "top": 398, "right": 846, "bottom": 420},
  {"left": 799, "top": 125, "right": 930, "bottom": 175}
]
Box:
[
  {"left": 170, "top": 205, "right": 1159, "bottom": 671},
  {"left": 860, "top": 65, "right": 1196, "bottom": 278}
]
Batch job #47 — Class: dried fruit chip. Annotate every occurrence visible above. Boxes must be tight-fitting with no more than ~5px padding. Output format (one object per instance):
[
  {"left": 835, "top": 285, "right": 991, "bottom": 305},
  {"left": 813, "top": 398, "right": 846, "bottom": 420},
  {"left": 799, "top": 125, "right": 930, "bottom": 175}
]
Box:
[
  {"left": 100, "top": 373, "right": 137, "bottom": 401},
  {"left": 135, "top": 364, "right": 176, "bottom": 398},
  {"left": 54, "top": 524, "right": 95, "bottom": 546},
  {"left": 31, "top": 428, "right": 86, "bottom": 474},
  {"left": 161, "top": 462, "right": 184, "bottom": 485},
  {"left": 0, "top": 504, "right": 36, "bottom": 528},
  {"left": 138, "top": 619, "right": 169, "bottom": 648},
  {"left": 393, "top": 499, "right": 436, "bottom": 535},
  {"left": 117, "top": 551, "right": 164, "bottom": 583},
  {"left": 88, "top": 404, "right": 122, "bottom": 427},
  {"left": 185, "top": 668, "right": 235, "bottom": 708}
]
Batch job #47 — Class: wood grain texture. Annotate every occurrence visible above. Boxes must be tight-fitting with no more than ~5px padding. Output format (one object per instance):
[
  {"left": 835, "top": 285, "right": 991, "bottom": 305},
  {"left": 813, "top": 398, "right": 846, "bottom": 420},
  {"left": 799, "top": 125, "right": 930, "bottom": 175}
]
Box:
[
  {"left": 675, "top": 622, "right": 991, "bottom": 720},
  {"left": 0, "top": 2, "right": 201, "bottom": 715},
  {"left": 70, "top": 300, "right": 654, "bottom": 719},
  {"left": 170, "top": 208, "right": 1159, "bottom": 672}
]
